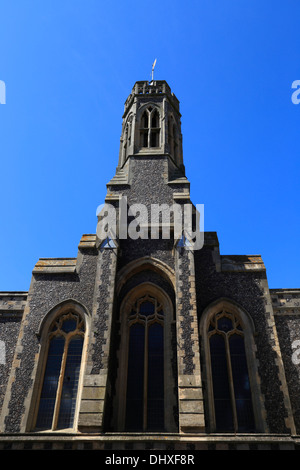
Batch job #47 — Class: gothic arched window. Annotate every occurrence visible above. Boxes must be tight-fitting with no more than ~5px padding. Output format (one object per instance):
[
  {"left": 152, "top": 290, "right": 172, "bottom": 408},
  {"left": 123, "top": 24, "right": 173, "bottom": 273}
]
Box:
[
  {"left": 125, "top": 295, "right": 164, "bottom": 431},
  {"left": 139, "top": 107, "right": 160, "bottom": 149},
  {"left": 35, "top": 312, "right": 85, "bottom": 431},
  {"left": 116, "top": 283, "right": 177, "bottom": 433},
  {"left": 205, "top": 308, "right": 257, "bottom": 433}
]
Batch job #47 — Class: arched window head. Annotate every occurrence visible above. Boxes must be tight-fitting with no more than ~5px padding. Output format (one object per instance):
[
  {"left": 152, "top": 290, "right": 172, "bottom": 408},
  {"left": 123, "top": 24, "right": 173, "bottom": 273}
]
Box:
[
  {"left": 139, "top": 107, "right": 160, "bottom": 149},
  {"left": 35, "top": 312, "right": 85, "bottom": 431},
  {"left": 207, "top": 310, "right": 255, "bottom": 433}
]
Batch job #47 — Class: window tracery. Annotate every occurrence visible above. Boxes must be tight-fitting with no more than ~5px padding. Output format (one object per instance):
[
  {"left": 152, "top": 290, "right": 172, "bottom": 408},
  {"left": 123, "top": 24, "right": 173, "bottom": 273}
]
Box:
[
  {"left": 207, "top": 310, "right": 255, "bottom": 432},
  {"left": 125, "top": 295, "right": 164, "bottom": 431},
  {"left": 35, "top": 312, "right": 85, "bottom": 431},
  {"left": 139, "top": 107, "right": 160, "bottom": 149},
  {"left": 116, "top": 283, "right": 176, "bottom": 433}
]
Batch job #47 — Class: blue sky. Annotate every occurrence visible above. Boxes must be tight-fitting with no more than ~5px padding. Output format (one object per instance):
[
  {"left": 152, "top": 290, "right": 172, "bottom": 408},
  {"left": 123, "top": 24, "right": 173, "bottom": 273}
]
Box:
[{"left": 0, "top": 0, "right": 299, "bottom": 291}]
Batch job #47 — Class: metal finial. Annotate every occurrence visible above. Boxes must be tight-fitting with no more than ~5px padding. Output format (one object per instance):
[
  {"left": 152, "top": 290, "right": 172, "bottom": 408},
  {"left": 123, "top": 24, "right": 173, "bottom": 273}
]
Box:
[{"left": 151, "top": 59, "right": 157, "bottom": 83}]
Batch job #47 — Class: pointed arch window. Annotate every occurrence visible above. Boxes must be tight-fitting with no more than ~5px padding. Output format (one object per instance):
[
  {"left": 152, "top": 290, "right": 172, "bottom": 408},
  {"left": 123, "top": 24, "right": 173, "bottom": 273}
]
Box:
[
  {"left": 139, "top": 107, "right": 160, "bottom": 149},
  {"left": 125, "top": 295, "right": 164, "bottom": 431},
  {"left": 35, "top": 312, "right": 85, "bottom": 431},
  {"left": 207, "top": 310, "right": 255, "bottom": 432},
  {"left": 116, "top": 283, "right": 177, "bottom": 433}
]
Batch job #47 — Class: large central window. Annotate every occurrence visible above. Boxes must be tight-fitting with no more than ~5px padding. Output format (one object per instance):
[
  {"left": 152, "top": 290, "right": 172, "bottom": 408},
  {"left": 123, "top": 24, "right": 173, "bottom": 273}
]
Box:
[
  {"left": 116, "top": 281, "right": 177, "bottom": 433},
  {"left": 125, "top": 295, "right": 164, "bottom": 431}
]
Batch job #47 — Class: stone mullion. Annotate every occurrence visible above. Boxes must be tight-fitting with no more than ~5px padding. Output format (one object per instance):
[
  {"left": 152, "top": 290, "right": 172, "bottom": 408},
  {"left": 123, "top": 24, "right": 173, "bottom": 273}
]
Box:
[
  {"left": 143, "top": 319, "right": 149, "bottom": 431},
  {"left": 51, "top": 335, "right": 68, "bottom": 430},
  {"left": 224, "top": 334, "right": 238, "bottom": 433}
]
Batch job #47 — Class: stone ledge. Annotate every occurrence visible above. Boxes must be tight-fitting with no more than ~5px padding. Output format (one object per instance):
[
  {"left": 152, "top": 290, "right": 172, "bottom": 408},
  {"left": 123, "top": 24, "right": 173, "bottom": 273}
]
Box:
[
  {"left": 0, "top": 292, "right": 28, "bottom": 314},
  {"left": 78, "top": 234, "right": 97, "bottom": 249},
  {"left": 32, "top": 258, "right": 77, "bottom": 274},
  {"left": 221, "top": 255, "right": 266, "bottom": 272},
  {"left": 0, "top": 433, "right": 299, "bottom": 450}
]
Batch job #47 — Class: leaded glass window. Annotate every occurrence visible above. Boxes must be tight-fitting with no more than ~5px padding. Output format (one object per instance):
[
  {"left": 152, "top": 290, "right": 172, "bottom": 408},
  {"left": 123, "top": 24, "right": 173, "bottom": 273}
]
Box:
[
  {"left": 125, "top": 295, "right": 164, "bottom": 431},
  {"left": 35, "top": 312, "right": 84, "bottom": 430},
  {"left": 208, "top": 311, "right": 255, "bottom": 433},
  {"left": 139, "top": 107, "right": 160, "bottom": 148}
]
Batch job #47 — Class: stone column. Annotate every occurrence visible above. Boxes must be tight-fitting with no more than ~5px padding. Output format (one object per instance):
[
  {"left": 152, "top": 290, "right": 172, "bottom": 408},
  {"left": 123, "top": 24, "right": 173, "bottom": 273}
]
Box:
[
  {"left": 78, "top": 246, "right": 118, "bottom": 432},
  {"left": 175, "top": 246, "right": 205, "bottom": 433}
]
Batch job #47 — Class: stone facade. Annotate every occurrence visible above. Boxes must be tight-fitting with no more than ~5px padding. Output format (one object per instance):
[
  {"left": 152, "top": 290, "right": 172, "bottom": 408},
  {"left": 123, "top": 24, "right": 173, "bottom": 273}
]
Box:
[{"left": 0, "top": 80, "right": 299, "bottom": 450}]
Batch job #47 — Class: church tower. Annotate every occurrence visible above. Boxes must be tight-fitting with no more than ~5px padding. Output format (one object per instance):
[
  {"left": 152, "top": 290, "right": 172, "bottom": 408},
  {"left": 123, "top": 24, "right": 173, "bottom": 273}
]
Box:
[{"left": 97, "top": 80, "right": 205, "bottom": 434}]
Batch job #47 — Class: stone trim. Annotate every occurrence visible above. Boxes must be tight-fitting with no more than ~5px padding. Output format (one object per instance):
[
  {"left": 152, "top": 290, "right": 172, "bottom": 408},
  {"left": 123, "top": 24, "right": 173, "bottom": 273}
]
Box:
[
  {"left": 260, "top": 279, "right": 296, "bottom": 435},
  {"left": 0, "top": 433, "right": 298, "bottom": 450},
  {"left": 32, "top": 258, "right": 77, "bottom": 274},
  {"left": 78, "top": 247, "right": 118, "bottom": 432},
  {"left": 116, "top": 256, "right": 175, "bottom": 295},
  {"left": 175, "top": 248, "right": 205, "bottom": 433}
]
